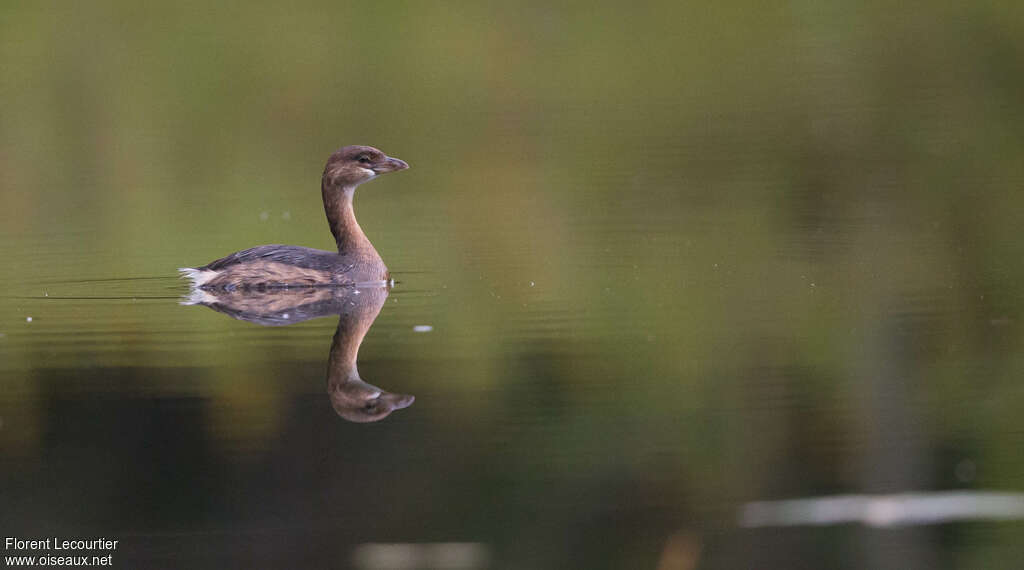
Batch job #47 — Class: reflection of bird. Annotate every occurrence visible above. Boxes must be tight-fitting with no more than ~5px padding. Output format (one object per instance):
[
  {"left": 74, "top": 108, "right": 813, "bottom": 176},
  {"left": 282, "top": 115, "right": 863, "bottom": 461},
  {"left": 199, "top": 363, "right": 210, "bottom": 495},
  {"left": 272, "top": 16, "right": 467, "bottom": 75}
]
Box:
[
  {"left": 180, "top": 145, "right": 408, "bottom": 290},
  {"left": 184, "top": 285, "right": 414, "bottom": 423},
  {"left": 324, "top": 286, "right": 415, "bottom": 423}
]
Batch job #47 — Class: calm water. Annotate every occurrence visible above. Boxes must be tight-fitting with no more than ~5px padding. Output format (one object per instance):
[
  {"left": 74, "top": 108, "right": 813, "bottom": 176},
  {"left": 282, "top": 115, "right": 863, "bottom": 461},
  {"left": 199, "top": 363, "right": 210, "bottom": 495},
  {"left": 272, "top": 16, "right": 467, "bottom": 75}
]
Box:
[{"left": 4, "top": 2, "right": 1024, "bottom": 569}]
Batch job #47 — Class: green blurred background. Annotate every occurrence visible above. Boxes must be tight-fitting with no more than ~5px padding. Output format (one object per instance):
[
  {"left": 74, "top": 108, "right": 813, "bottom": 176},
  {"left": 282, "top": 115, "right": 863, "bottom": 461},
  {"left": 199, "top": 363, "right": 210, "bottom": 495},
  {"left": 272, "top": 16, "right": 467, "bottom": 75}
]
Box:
[{"left": 2, "top": 1, "right": 1024, "bottom": 568}]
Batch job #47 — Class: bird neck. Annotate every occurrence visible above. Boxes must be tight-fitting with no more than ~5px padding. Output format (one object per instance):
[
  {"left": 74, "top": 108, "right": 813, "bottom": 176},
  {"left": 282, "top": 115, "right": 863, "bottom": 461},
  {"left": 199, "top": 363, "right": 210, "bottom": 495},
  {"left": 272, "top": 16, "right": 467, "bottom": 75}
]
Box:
[
  {"left": 326, "top": 289, "right": 388, "bottom": 410},
  {"left": 322, "top": 184, "right": 375, "bottom": 255}
]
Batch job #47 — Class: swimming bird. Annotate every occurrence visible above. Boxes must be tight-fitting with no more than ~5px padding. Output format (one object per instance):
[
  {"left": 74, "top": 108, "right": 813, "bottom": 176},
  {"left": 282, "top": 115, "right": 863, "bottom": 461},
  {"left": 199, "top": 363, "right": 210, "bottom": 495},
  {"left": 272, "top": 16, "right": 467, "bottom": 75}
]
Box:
[{"left": 180, "top": 145, "right": 408, "bottom": 289}]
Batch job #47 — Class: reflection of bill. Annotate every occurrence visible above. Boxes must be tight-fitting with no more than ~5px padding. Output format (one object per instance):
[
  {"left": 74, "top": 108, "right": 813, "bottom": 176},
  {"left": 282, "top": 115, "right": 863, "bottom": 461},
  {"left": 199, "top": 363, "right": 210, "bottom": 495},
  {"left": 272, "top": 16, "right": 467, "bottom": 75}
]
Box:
[{"left": 182, "top": 285, "right": 414, "bottom": 423}]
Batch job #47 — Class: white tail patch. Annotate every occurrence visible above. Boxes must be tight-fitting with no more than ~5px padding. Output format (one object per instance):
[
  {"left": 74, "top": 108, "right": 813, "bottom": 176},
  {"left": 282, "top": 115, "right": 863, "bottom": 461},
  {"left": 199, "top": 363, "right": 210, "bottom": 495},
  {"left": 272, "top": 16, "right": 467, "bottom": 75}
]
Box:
[{"left": 178, "top": 267, "right": 219, "bottom": 288}]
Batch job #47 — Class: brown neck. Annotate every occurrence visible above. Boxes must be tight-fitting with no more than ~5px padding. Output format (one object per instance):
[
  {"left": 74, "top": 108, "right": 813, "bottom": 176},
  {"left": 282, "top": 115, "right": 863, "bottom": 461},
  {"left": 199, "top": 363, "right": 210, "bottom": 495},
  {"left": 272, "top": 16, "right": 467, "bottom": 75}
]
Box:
[
  {"left": 327, "top": 286, "right": 385, "bottom": 371},
  {"left": 322, "top": 183, "right": 374, "bottom": 254},
  {"left": 326, "top": 312, "right": 375, "bottom": 392}
]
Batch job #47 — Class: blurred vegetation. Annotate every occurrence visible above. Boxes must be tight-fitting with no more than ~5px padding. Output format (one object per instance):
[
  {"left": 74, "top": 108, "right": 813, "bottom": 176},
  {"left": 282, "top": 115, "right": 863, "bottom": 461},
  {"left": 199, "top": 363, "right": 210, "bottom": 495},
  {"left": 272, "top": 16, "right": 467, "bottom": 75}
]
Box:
[{"left": 3, "top": 1, "right": 1024, "bottom": 567}]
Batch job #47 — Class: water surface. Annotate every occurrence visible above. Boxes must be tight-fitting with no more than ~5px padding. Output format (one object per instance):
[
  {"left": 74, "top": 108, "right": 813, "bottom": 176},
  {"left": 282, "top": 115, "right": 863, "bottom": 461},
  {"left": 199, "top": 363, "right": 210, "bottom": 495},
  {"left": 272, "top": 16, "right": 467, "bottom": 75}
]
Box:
[{"left": 3, "top": 2, "right": 1024, "bottom": 568}]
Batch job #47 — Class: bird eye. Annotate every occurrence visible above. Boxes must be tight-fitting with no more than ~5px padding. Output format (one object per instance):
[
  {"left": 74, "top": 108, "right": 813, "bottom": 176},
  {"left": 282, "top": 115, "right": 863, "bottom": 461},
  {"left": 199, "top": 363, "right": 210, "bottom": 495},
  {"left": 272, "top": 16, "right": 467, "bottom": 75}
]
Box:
[{"left": 357, "top": 155, "right": 371, "bottom": 164}]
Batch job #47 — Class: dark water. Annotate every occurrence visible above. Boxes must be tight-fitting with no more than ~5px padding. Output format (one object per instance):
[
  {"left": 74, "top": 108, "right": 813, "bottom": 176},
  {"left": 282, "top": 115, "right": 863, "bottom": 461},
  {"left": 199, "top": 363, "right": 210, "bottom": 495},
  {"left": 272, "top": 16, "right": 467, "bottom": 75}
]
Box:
[{"left": 4, "top": 2, "right": 1024, "bottom": 569}]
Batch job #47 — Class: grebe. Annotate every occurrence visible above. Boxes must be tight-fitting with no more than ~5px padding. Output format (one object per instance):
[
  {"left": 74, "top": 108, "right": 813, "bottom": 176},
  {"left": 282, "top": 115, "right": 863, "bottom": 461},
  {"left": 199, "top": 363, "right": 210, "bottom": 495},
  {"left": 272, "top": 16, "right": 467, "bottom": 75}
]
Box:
[{"left": 180, "top": 145, "right": 408, "bottom": 289}]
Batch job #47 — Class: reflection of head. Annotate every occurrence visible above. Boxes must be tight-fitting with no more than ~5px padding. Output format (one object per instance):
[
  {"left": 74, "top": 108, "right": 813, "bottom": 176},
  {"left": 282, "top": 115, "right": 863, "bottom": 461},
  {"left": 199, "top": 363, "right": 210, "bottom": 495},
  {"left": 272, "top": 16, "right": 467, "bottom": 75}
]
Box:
[{"left": 331, "top": 388, "right": 416, "bottom": 423}]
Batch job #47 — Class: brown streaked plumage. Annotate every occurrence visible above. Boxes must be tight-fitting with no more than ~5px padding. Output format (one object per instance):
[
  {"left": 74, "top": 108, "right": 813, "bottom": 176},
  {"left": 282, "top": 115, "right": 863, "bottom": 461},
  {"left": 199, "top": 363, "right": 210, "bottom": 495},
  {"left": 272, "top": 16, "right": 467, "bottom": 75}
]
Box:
[{"left": 180, "top": 145, "right": 409, "bottom": 290}]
